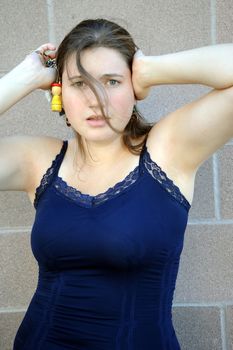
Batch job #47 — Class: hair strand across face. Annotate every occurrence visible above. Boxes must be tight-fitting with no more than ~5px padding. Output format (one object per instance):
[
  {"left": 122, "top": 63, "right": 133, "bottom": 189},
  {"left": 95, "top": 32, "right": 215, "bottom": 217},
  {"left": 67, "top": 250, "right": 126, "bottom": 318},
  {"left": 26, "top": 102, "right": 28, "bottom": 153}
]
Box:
[{"left": 56, "top": 18, "right": 154, "bottom": 160}]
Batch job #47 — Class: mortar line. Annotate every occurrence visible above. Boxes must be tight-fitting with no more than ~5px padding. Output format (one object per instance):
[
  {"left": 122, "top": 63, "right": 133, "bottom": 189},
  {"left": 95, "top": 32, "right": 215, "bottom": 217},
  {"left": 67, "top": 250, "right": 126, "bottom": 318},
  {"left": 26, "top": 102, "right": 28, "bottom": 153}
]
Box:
[
  {"left": 46, "top": 0, "right": 56, "bottom": 44},
  {"left": 2, "top": 218, "right": 233, "bottom": 234},
  {"left": 213, "top": 153, "right": 221, "bottom": 220},
  {"left": 210, "top": 0, "right": 222, "bottom": 222},
  {"left": 0, "top": 307, "right": 27, "bottom": 313},
  {"left": 187, "top": 219, "right": 233, "bottom": 225},
  {"left": 211, "top": 0, "right": 217, "bottom": 45},
  {"left": 220, "top": 306, "right": 227, "bottom": 350},
  {"left": 0, "top": 227, "right": 31, "bottom": 234},
  {"left": 173, "top": 301, "right": 233, "bottom": 307}
]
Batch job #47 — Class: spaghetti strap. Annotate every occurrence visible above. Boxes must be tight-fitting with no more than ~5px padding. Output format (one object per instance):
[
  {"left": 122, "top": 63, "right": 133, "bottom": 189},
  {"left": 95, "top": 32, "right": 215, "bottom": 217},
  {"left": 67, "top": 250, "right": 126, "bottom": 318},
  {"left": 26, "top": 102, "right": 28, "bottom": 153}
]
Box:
[
  {"left": 34, "top": 140, "right": 68, "bottom": 209},
  {"left": 139, "top": 141, "right": 147, "bottom": 171},
  {"left": 50, "top": 140, "right": 68, "bottom": 177}
]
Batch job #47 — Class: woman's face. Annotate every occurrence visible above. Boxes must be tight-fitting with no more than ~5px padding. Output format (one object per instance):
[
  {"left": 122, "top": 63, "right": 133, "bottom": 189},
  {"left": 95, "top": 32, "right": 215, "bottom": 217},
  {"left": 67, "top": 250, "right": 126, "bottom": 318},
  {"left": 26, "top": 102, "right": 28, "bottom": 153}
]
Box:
[{"left": 61, "top": 47, "right": 136, "bottom": 143}]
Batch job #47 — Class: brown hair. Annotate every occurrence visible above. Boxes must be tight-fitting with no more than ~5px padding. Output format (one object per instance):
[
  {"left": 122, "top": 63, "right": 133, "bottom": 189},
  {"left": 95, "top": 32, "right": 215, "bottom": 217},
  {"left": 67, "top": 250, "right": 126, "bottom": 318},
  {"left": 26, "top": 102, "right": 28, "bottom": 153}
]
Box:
[{"left": 56, "top": 18, "right": 153, "bottom": 161}]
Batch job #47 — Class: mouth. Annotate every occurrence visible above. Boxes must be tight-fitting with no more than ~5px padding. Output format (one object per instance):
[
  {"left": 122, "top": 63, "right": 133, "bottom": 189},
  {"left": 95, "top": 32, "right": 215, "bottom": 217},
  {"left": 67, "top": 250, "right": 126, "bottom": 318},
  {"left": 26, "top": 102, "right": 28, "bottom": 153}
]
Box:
[
  {"left": 87, "top": 115, "right": 104, "bottom": 120},
  {"left": 86, "top": 115, "right": 106, "bottom": 127}
]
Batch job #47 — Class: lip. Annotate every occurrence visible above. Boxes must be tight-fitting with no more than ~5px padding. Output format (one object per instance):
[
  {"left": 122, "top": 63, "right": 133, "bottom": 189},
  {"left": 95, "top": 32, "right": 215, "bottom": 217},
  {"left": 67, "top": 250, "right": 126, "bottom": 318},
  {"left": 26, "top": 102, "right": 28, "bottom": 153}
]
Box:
[
  {"left": 87, "top": 115, "right": 104, "bottom": 120},
  {"left": 86, "top": 116, "right": 106, "bottom": 127}
]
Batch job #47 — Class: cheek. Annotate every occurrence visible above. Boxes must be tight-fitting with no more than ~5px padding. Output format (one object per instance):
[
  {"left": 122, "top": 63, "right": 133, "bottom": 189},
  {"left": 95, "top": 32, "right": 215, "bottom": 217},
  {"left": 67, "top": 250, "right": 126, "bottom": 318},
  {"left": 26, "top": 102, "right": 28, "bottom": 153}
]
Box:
[
  {"left": 109, "top": 90, "right": 135, "bottom": 116},
  {"left": 62, "top": 90, "right": 84, "bottom": 113}
]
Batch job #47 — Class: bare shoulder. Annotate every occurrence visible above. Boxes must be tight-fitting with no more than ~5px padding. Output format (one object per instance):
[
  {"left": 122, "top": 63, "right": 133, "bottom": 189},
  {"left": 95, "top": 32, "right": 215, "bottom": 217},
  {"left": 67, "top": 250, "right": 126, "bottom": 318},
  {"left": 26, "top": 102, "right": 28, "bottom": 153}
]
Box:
[
  {"left": 26, "top": 135, "right": 64, "bottom": 204},
  {"left": 0, "top": 134, "right": 64, "bottom": 206},
  {"left": 30, "top": 135, "right": 64, "bottom": 162}
]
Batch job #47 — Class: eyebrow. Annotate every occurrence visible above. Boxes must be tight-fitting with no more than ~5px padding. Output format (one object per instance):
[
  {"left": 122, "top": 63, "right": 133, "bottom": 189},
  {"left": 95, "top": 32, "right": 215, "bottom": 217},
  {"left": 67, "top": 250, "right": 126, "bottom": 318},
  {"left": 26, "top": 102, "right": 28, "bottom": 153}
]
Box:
[{"left": 69, "top": 73, "right": 124, "bottom": 80}]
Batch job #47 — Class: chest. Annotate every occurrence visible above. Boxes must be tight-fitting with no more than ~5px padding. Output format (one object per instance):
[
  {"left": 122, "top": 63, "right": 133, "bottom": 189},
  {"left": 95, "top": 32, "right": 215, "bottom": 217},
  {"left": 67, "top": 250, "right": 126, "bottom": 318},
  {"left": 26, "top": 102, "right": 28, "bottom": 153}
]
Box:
[
  {"left": 57, "top": 153, "right": 141, "bottom": 197},
  {"left": 31, "top": 178, "right": 188, "bottom": 270},
  {"left": 59, "top": 157, "right": 195, "bottom": 207}
]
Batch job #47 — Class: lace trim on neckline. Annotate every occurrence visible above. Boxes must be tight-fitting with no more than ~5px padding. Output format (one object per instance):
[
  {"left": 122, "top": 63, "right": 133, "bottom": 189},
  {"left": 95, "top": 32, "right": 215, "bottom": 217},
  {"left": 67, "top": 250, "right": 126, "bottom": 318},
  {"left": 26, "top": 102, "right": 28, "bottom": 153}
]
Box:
[
  {"left": 54, "top": 166, "right": 140, "bottom": 207},
  {"left": 143, "top": 145, "right": 191, "bottom": 210},
  {"left": 34, "top": 140, "right": 191, "bottom": 211}
]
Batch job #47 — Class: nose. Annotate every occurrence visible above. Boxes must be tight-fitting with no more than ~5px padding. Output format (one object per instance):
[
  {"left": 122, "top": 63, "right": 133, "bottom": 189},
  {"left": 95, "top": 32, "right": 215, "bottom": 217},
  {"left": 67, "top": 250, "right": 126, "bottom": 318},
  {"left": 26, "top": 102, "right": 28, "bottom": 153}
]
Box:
[
  {"left": 84, "top": 87, "right": 109, "bottom": 116},
  {"left": 84, "top": 85, "right": 100, "bottom": 107}
]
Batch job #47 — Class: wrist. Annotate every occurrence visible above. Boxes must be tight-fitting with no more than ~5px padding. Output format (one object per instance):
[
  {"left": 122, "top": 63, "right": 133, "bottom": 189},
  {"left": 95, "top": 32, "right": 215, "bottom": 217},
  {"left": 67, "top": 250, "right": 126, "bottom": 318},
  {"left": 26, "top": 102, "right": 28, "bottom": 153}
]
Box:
[
  {"left": 142, "top": 56, "right": 169, "bottom": 87},
  {"left": 6, "top": 59, "right": 41, "bottom": 95},
  {"left": 133, "top": 55, "right": 166, "bottom": 88},
  {"left": 0, "top": 58, "right": 43, "bottom": 115},
  {"left": 13, "top": 58, "right": 43, "bottom": 91}
]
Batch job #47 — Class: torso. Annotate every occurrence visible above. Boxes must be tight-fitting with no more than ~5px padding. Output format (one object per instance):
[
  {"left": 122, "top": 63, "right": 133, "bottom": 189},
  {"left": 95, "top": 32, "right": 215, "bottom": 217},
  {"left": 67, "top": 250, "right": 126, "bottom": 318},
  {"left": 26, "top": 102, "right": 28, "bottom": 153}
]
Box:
[{"left": 27, "top": 126, "right": 196, "bottom": 207}]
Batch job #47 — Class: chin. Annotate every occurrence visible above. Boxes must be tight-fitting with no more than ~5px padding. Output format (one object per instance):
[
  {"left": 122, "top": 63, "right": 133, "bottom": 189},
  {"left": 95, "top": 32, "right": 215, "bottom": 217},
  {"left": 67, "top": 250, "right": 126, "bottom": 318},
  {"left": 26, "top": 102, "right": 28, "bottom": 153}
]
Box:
[{"left": 79, "top": 130, "right": 119, "bottom": 143}]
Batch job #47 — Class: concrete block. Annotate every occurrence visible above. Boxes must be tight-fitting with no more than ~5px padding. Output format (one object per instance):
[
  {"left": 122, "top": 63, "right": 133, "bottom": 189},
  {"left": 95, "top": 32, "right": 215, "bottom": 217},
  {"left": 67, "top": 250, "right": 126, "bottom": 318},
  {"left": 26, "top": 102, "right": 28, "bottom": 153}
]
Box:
[
  {"left": 0, "top": 0, "right": 48, "bottom": 71},
  {"left": 175, "top": 224, "right": 233, "bottom": 302},
  {"left": 0, "top": 232, "right": 37, "bottom": 307},
  {"left": 218, "top": 145, "right": 233, "bottom": 219},
  {"left": 0, "top": 311, "right": 25, "bottom": 350},
  {"left": 173, "top": 306, "right": 222, "bottom": 350}
]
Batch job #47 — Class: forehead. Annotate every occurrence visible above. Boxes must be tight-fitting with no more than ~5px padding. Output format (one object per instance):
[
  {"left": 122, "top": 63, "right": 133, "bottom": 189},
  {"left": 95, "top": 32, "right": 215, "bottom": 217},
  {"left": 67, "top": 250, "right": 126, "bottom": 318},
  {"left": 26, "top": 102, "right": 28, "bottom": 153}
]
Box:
[{"left": 64, "top": 47, "right": 129, "bottom": 76}]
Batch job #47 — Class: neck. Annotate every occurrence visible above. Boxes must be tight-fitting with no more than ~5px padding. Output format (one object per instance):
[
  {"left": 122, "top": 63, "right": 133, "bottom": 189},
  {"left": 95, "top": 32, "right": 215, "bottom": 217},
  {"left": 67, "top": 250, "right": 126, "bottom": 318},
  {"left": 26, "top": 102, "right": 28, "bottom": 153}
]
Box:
[{"left": 77, "top": 136, "right": 129, "bottom": 168}]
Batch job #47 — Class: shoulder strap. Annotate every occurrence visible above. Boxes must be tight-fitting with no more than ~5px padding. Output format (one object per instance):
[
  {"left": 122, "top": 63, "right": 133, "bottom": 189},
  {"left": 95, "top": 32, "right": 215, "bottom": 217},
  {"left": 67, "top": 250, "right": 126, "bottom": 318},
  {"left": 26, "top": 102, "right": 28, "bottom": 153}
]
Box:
[
  {"left": 139, "top": 140, "right": 147, "bottom": 172},
  {"left": 34, "top": 140, "right": 68, "bottom": 209},
  {"left": 51, "top": 140, "right": 68, "bottom": 178}
]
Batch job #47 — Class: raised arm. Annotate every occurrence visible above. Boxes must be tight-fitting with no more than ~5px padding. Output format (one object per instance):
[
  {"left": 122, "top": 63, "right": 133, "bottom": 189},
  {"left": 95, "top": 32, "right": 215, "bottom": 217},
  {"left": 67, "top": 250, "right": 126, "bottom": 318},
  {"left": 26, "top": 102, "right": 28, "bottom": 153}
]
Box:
[
  {"left": 132, "top": 44, "right": 233, "bottom": 173},
  {"left": 0, "top": 43, "right": 56, "bottom": 115},
  {"left": 133, "top": 43, "right": 233, "bottom": 91},
  {"left": 0, "top": 44, "right": 57, "bottom": 194}
]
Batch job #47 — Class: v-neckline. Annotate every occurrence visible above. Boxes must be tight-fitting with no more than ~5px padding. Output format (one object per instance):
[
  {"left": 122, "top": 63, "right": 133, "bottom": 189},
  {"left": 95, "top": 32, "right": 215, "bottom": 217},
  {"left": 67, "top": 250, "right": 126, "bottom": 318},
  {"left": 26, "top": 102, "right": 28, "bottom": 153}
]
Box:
[{"left": 53, "top": 140, "right": 146, "bottom": 207}]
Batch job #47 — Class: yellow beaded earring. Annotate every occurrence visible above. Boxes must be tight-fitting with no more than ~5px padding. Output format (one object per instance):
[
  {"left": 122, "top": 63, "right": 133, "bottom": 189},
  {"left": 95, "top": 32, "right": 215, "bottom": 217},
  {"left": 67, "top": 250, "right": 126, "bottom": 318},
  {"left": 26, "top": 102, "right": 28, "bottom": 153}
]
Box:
[{"left": 51, "top": 82, "right": 62, "bottom": 112}]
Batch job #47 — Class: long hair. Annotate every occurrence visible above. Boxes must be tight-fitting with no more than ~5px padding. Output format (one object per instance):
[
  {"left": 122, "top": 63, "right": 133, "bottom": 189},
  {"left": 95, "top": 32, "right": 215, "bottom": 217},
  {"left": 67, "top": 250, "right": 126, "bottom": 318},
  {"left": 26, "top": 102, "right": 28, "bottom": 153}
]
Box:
[{"left": 56, "top": 18, "right": 153, "bottom": 161}]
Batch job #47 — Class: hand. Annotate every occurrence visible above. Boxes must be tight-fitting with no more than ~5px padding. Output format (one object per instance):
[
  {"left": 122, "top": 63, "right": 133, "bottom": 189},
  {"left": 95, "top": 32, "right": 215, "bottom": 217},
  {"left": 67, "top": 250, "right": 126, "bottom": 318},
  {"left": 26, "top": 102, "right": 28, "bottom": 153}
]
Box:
[
  {"left": 24, "top": 43, "right": 57, "bottom": 90},
  {"left": 132, "top": 49, "right": 151, "bottom": 100}
]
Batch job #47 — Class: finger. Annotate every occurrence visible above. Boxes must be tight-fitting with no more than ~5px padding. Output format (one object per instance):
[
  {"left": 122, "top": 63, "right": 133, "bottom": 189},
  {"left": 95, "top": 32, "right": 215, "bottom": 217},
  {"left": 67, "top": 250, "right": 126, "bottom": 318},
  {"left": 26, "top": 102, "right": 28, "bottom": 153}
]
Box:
[
  {"left": 44, "top": 50, "right": 57, "bottom": 59},
  {"left": 35, "top": 43, "right": 56, "bottom": 56},
  {"left": 43, "top": 49, "right": 57, "bottom": 61},
  {"left": 31, "top": 44, "right": 57, "bottom": 67}
]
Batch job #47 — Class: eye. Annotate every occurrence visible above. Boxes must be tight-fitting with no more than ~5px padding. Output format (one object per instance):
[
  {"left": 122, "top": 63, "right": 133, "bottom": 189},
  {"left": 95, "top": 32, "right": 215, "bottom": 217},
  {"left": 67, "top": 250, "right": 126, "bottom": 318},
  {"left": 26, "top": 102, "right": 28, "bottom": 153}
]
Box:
[
  {"left": 108, "top": 79, "right": 120, "bottom": 86},
  {"left": 72, "top": 81, "right": 85, "bottom": 88}
]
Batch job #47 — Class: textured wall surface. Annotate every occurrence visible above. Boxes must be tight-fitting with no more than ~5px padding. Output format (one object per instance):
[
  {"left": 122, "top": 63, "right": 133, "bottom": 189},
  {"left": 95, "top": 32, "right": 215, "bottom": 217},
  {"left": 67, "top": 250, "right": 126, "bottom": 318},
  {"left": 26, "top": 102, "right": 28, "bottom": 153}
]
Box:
[{"left": 0, "top": 1, "right": 232, "bottom": 349}]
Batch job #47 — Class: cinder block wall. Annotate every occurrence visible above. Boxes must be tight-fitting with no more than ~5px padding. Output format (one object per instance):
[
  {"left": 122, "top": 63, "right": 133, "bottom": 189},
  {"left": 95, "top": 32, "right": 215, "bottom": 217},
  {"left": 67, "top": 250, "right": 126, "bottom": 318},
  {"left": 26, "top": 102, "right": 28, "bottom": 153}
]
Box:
[{"left": 0, "top": 1, "right": 232, "bottom": 349}]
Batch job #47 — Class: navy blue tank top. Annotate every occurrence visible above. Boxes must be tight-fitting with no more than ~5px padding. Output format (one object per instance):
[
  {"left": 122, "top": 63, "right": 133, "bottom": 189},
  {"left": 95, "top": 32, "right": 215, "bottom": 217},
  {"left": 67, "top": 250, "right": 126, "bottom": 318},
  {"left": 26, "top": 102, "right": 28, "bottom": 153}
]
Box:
[{"left": 13, "top": 139, "right": 191, "bottom": 350}]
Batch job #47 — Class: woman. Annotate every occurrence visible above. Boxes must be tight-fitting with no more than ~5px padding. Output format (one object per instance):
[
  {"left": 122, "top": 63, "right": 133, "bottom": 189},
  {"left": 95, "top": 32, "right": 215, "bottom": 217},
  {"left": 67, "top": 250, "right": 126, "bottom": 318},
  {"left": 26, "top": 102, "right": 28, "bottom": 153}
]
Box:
[{"left": 1, "top": 18, "right": 232, "bottom": 350}]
